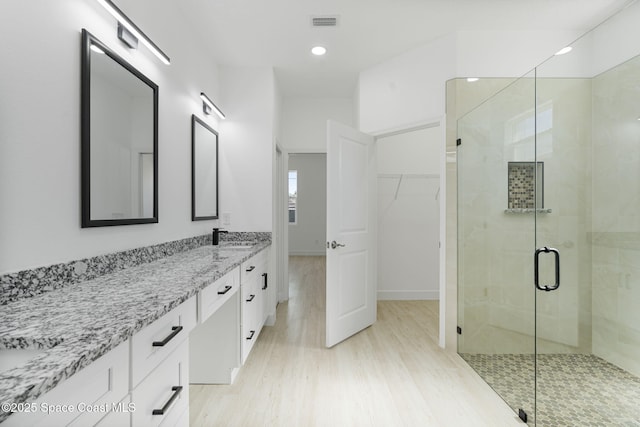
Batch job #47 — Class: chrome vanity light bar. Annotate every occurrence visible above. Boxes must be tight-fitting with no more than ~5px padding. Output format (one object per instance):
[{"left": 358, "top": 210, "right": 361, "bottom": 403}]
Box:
[
  {"left": 96, "top": 0, "right": 171, "bottom": 65},
  {"left": 200, "top": 92, "right": 226, "bottom": 119}
]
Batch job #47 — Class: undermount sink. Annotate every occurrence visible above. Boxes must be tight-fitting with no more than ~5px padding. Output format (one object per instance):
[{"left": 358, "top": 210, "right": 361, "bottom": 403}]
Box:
[{"left": 0, "top": 349, "right": 46, "bottom": 374}]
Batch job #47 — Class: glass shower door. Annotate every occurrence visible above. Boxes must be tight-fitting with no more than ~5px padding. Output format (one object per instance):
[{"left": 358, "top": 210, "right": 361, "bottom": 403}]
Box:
[
  {"left": 457, "top": 71, "right": 538, "bottom": 424},
  {"left": 533, "top": 3, "right": 640, "bottom": 423}
]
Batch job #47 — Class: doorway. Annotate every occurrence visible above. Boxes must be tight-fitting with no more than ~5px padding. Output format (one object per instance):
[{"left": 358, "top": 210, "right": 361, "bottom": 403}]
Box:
[
  {"left": 376, "top": 126, "right": 441, "bottom": 301},
  {"left": 280, "top": 121, "right": 444, "bottom": 346},
  {"left": 287, "top": 153, "right": 327, "bottom": 257}
]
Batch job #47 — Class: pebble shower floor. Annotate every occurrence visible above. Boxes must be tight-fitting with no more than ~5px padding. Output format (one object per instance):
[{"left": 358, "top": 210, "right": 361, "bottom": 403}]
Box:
[{"left": 461, "top": 353, "right": 640, "bottom": 426}]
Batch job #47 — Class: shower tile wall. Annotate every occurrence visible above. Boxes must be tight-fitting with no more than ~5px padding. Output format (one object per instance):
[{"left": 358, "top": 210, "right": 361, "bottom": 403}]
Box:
[
  {"left": 458, "top": 77, "right": 593, "bottom": 355},
  {"left": 446, "top": 77, "right": 518, "bottom": 351},
  {"left": 591, "top": 54, "right": 640, "bottom": 377},
  {"left": 534, "top": 78, "right": 593, "bottom": 353},
  {"left": 458, "top": 75, "right": 538, "bottom": 355}
]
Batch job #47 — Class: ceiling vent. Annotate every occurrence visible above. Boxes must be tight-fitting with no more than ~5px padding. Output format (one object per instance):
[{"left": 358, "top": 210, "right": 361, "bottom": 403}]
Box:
[{"left": 311, "top": 15, "right": 339, "bottom": 27}]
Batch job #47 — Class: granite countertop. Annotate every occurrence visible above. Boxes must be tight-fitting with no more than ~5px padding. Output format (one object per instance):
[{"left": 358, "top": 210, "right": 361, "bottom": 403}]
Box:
[{"left": 0, "top": 239, "right": 270, "bottom": 422}]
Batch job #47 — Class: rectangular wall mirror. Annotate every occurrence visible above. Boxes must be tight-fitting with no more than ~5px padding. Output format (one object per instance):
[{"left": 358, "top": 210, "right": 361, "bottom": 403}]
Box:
[
  {"left": 81, "top": 29, "right": 159, "bottom": 227},
  {"left": 192, "top": 115, "right": 219, "bottom": 220}
]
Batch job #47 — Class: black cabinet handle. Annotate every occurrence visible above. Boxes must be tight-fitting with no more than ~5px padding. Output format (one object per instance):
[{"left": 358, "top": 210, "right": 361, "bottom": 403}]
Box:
[
  {"left": 262, "top": 273, "right": 268, "bottom": 290},
  {"left": 152, "top": 326, "right": 183, "bottom": 347},
  {"left": 246, "top": 294, "right": 255, "bottom": 302},
  {"left": 246, "top": 330, "right": 255, "bottom": 340},
  {"left": 245, "top": 265, "right": 255, "bottom": 272},
  {"left": 217, "top": 285, "right": 232, "bottom": 295},
  {"left": 152, "top": 386, "right": 183, "bottom": 415}
]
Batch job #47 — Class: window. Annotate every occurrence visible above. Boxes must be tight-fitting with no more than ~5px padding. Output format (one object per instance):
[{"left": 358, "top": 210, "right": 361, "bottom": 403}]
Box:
[
  {"left": 288, "top": 170, "right": 297, "bottom": 224},
  {"left": 505, "top": 101, "right": 554, "bottom": 160}
]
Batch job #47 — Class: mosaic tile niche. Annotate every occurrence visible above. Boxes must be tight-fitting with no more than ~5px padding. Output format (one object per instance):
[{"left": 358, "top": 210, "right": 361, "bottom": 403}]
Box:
[{"left": 508, "top": 162, "right": 543, "bottom": 209}]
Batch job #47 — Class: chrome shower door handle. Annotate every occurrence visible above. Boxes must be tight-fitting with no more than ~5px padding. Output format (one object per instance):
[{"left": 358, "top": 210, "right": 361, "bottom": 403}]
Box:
[{"left": 534, "top": 246, "right": 560, "bottom": 291}]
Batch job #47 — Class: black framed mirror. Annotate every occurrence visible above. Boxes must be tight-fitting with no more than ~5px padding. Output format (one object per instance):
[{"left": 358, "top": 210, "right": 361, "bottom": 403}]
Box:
[
  {"left": 191, "top": 115, "right": 219, "bottom": 220},
  {"left": 81, "top": 29, "right": 158, "bottom": 227}
]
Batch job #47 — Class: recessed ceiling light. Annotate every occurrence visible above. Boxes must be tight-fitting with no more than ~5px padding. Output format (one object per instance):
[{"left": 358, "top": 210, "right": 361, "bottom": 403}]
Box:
[
  {"left": 555, "top": 46, "right": 573, "bottom": 56},
  {"left": 311, "top": 46, "right": 327, "bottom": 56},
  {"left": 466, "top": 77, "right": 479, "bottom": 82}
]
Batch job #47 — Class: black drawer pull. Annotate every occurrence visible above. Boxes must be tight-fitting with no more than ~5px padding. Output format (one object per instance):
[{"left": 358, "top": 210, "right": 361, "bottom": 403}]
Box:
[
  {"left": 262, "top": 273, "right": 268, "bottom": 290},
  {"left": 217, "top": 285, "right": 232, "bottom": 295},
  {"left": 152, "top": 326, "right": 183, "bottom": 347},
  {"left": 245, "top": 265, "right": 256, "bottom": 272},
  {"left": 152, "top": 386, "right": 183, "bottom": 415},
  {"left": 246, "top": 294, "right": 255, "bottom": 302},
  {"left": 246, "top": 330, "right": 255, "bottom": 340}
]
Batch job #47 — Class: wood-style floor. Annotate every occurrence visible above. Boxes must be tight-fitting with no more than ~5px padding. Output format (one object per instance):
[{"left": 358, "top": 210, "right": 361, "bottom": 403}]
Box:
[{"left": 190, "top": 256, "right": 522, "bottom": 426}]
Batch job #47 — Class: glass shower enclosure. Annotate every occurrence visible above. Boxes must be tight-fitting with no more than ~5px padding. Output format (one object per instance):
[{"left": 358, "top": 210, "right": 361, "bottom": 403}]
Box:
[{"left": 457, "top": 2, "right": 640, "bottom": 425}]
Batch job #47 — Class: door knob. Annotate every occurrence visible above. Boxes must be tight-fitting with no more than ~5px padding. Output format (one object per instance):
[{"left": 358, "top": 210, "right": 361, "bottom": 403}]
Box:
[{"left": 330, "top": 240, "right": 345, "bottom": 249}]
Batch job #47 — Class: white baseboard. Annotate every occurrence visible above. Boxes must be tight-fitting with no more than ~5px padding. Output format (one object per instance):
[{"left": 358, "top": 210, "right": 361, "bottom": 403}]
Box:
[
  {"left": 229, "top": 367, "right": 240, "bottom": 384},
  {"left": 377, "top": 290, "right": 439, "bottom": 300},
  {"left": 265, "top": 313, "right": 276, "bottom": 326},
  {"left": 288, "top": 251, "right": 326, "bottom": 256}
]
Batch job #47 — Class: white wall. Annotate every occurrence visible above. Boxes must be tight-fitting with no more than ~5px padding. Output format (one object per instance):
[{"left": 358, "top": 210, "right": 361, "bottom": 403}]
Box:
[
  {"left": 0, "top": 0, "right": 273, "bottom": 274},
  {"left": 358, "top": 30, "right": 582, "bottom": 135},
  {"left": 358, "top": 34, "right": 456, "bottom": 134},
  {"left": 591, "top": 1, "right": 640, "bottom": 77},
  {"left": 455, "top": 30, "right": 581, "bottom": 79},
  {"left": 281, "top": 97, "right": 353, "bottom": 152},
  {"left": 218, "top": 66, "right": 276, "bottom": 232},
  {"left": 288, "top": 154, "right": 326, "bottom": 256},
  {"left": 377, "top": 127, "right": 441, "bottom": 300}
]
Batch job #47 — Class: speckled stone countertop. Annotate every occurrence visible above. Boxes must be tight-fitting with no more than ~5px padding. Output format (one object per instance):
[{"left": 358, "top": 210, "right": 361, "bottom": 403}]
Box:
[{"left": 0, "top": 238, "right": 270, "bottom": 423}]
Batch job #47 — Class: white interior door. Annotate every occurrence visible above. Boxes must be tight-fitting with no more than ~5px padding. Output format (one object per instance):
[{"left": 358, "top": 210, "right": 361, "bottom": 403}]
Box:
[{"left": 326, "top": 120, "right": 377, "bottom": 348}]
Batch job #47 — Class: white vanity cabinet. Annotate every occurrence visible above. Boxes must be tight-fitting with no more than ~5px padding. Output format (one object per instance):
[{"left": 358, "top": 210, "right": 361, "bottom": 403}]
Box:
[
  {"left": 3, "top": 340, "right": 130, "bottom": 427},
  {"left": 197, "top": 267, "right": 240, "bottom": 323},
  {"left": 240, "top": 248, "right": 271, "bottom": 363},
  {"left": 131, "top": 341, "right": 189, "bottom": 427},
  {"left": 130, "top": 297, "right": 196, "bottom": 427},
  {"left": 190, "top": 267, "right": 241, "bottom": 384},
  {"left": 2, "top": 243, "right": 274, "bottom": 426},
  {"left": 131, "top": 297, "right": 196, "bottom": 389}
]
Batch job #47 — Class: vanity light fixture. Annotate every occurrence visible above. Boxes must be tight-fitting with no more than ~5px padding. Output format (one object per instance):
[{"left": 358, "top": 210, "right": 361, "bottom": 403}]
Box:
[
  {"left": 466, "top": 77, "right": 479, "bottom": 82},
  {"left": 200, "top": 92, "right": 226, "bottom": 119},
  {"left": 311, "top": 46, "right": 327, "bottom": 56},
  {"left": 555, "top": 46, "right": 573, "bottom": 56},
  {"left": 96, "top": 0, "right": 171, "bottom": 65},
  {"left": 117, "top": 22, "right": 138, "bottom": 49}
]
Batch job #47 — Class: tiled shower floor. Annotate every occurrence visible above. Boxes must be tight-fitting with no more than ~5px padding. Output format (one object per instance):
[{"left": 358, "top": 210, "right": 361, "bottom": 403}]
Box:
[{"left": 461, "top": 353, "right": 640, "bottom": 426}]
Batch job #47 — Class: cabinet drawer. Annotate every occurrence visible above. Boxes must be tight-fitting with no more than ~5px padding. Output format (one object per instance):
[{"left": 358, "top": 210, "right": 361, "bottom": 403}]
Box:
[
  {"left": 3, "top": 340, "right": 129, "bottom": 427},
  {"left": 92, "top": 395, "right": 132, "bottom": 427},
  {"left": 131, "top": 340, "right": 189, "bottom": 427},
  {"left": 160, "top": 404, "right": 188, "bottom": 427},
  {"left": 241, "top": 278, "right": 261, "bottom": 363},
  {"left": 240, "top": 249, "right": 268, "bottom": 283},
  {"left": 131, "top": 297, "right": 196, "bottom": 388},
  {"left": 199, "top": 267, "right": 239, "bottom": 323}
]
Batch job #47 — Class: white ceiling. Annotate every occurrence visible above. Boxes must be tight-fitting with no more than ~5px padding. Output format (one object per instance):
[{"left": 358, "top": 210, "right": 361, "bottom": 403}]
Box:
[{"left": 176, "top": 0, "right": 630, "bottom": 98}]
